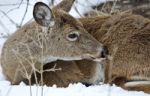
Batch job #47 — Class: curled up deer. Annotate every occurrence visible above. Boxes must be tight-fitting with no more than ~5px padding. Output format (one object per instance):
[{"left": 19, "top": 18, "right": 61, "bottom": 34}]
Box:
[
  {"left": 1, "top": 0, "right": 107, "bottom": 87},
  {"left": 1, "top": 0, "right": 150, "bottom": 93}
]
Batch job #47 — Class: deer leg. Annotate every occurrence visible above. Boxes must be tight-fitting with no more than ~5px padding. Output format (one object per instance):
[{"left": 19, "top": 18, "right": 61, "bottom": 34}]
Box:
[{"left": 124, "top": 81, "right": 150, "bottom": 93}]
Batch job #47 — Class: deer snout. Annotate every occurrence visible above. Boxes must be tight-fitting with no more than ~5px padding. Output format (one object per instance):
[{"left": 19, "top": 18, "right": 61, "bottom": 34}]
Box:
[
  {"left": 92, "top": 45, "right": 109, "bottom": 62},
  {"left": 100, "top": 46, "right": 109, "bottom": 58},
  {"left": 83, "top": 45, "right": 108, "bottom": 62}
]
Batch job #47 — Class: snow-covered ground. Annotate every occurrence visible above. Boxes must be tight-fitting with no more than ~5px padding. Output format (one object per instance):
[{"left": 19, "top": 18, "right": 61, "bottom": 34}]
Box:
[
  {"left": 0, "top": 81, "right": 149, "bottom": 96},
  {"left": 0, "top": 0, "right": 150, "bottom": 96}
]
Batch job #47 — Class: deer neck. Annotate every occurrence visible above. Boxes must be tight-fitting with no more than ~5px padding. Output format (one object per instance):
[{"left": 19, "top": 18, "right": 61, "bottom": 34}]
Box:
[{"left": 79, "top": 16, "right": 110, "bottom": 39}]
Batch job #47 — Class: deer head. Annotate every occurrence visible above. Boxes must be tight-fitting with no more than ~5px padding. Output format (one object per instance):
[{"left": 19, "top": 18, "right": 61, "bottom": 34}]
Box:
[
  {"left": 1, "top": 0, "right": 107, "bottom": 85},
  {"left": 32, "top": 1, "right": 106, "bottom": 64}
]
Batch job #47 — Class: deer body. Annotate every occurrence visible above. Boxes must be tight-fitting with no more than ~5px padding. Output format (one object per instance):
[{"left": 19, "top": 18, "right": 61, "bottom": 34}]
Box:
[
  {"left": 26, "top": 60, "right": 102, "bottom": 87},
  {"left": 80, "top": 12, "right": 150, "bottom": 92},
  {"left": 31, "top": 12, "right": 150, "bottom": 92},
  {"left": 1, "top": 0, "right": 150, "bottom": 93},
  {"left": 25, "top": 12, "right": 150, "bottom": 93}
]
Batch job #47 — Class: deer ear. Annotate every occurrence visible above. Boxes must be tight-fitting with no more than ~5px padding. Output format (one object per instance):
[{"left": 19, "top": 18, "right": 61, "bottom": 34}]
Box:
[{"left": 33, "top": 2, "right": 54, "bottom": 27}]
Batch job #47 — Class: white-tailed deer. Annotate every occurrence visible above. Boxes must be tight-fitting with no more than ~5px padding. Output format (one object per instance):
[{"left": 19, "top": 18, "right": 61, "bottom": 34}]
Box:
[
  {"left": 1, "top": 0, "right": 150, "bottom": 93},
  {"left": 39, "top": 10, "right": 150, "bottom": 93},
  {"left": 1, "top": 0, "right": 106, "bottom": 86},
  {"left": 80, "top": 10, "right": 150, "bottom": 93}
]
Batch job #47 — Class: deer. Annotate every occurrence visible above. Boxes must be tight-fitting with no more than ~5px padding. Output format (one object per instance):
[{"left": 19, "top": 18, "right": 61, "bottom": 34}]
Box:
[
  {"left": 39, "top": 10, "right": 150, "bottom": 92},
  {"left": 1, "top": 0, "right": 150, "bottom": 93},
  {"left": 0, "top": 0, "right": 107, "bottom": 87},
  {"left": 33, "top": 0, "right": 150, "bottom": 93},
  {"left": 80, "top": 5, "right": 150, "bottom": 93}
]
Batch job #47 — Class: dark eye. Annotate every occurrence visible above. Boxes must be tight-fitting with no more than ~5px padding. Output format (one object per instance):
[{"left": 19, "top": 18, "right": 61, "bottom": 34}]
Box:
[{"left": 66, "top": 31, "right": 80, "bottom": 41}]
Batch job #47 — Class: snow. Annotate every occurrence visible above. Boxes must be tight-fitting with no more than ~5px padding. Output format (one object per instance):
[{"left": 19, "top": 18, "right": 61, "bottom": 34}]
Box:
[
  {"left": 0, "top": 0, "right": 150, "bottom": 96},
  {"left": 0, "top": 82, "right": 149, "bottom": 96}
]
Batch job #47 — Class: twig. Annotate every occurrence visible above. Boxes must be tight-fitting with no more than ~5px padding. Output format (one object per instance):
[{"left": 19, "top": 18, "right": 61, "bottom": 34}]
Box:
[
  {"left": 75, "top": 0, "right": 90, "bottom": 7},
  {"left": 19, "top": 0, "right": 30, "bottom": 27},
  {"left": 49, "top": 0, "right": 55, "bottom": 6},
  {"left": 43, "top": 63, "right": 62, "bottom": 72},
  {"left": 6, "top": 0, "right": 23, "bottom": 14},
  {"left": 110, "top": 0, "right": 118, "bottom": 14},
  {"left": 0, "top": 10, "right": 19, "bottom": 28},
  {"left": 73, "top": 2, "right": 83, "bottom": 17},
  {"left": 0, "top": 2, "right": 33, "bottom": 6}
]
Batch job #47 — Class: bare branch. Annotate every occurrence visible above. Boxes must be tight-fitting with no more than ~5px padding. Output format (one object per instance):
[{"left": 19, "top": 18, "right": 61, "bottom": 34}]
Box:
[
  {"left": 19, "top": 0, "right": 30, "bottom": 27},
  {"left": 6, "top": 0, "right": 23, "bottom": 14},
  {"left": 0, "top": 9, "right": 19, "bottom": 28},
  {"left": 0, "top": 2, "right": 33, "bottom": 6}
]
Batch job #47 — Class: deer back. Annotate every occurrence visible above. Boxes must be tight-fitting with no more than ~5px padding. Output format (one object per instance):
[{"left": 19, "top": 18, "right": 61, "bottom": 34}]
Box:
[{"left": 80, "top": 12, "right": 150, "bottom": 92}]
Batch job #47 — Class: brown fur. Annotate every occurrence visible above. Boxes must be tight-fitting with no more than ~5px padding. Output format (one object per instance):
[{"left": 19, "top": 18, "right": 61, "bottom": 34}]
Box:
[
  {"left": 1, "top": 0, "right": 150, "bottom": 93},
  {"left": 80, "top": 12, "right": 150, "bottom": 92},
  {"left": 29, "top": 12, "right": 150, "bottom": 93},
  {"left": 1, "top": 0, "right": 105, "bottom": 86},
  {"left": 25, "top": 60, "right": 96, "bottom": 87}
]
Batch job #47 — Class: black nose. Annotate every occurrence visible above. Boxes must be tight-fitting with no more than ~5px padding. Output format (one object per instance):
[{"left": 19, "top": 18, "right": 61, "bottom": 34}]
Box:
[{"left": 101, "top": 46, "right": 109, "bottom": 58}]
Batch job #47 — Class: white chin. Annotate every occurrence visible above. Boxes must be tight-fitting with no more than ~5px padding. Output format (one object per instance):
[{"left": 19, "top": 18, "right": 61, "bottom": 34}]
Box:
[
  {"left": 59, "top": 57, "right": 83, "bottom": 61},
  {"left": 93, "top": 58, "right": 106, "bottom": 62},
  {"left": 41, "top": 56, "right": 83, "bottom": 64}
]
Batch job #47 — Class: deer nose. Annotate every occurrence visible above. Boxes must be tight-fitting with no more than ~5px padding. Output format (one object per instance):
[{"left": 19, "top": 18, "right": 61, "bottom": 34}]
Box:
[
  {"left": 92, "top": 46, "right": 108, "bottom": 62},
  {"left": 100, "top": 46, "right": 109, "bottom": 58}
]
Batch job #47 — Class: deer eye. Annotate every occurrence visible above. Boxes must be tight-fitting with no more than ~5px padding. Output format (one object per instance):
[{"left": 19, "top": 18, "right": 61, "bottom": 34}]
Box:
[{"left": 66, "top": 31, "right": 80, "bottom": 41}]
